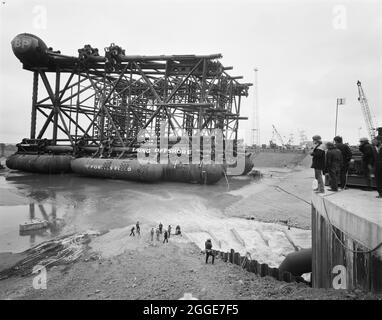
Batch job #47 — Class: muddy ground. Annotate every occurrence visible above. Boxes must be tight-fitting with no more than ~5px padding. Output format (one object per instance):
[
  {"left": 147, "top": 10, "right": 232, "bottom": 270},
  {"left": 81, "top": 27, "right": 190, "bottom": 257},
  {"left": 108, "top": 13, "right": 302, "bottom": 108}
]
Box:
[{"left": 0, "top": 233, "right": 379, "bottom": 300}]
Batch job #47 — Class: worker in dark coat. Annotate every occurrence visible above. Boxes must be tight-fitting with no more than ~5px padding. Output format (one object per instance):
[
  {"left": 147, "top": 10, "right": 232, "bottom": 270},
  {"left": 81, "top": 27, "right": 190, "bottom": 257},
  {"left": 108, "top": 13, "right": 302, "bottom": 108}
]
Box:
[
  {"left": 333, "top": 136, "right": 352, "bottom": 189},
  {"left": 311, "top": 135, "right": 326, "bottom": 193},
  {"left": 372, "top": 137, "right": 382, "bottom": 198},
  {"left": 205, "top": 239, "right": 215, "bottom": 264},
  {"left": 359, "top": 137, "right": 375, "bottom": 190},
  {"left": 325, "top": 142, "right": 343, "bottom": 191}
]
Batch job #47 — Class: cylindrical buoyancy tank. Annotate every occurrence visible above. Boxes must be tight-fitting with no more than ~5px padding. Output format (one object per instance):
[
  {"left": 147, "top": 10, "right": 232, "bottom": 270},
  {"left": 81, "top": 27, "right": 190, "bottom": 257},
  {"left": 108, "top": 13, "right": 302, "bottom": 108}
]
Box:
[
  {"left": 71, "top": 158, "right": 224, "bottom": 184},
  {"left": 11, "top": 33, "right": 49, "bottom": 66},
  {"left": 6, "top": 154, "right": 72, "bottom": 173},
  {"left": 278, "top": 248, "right": 312, "bottom": 276},
  {"left": 163, "top": 163, "right": 224, "bottom": 184},
  {"left": 71, "top": 158, "right": 163, "bottom": 182}
]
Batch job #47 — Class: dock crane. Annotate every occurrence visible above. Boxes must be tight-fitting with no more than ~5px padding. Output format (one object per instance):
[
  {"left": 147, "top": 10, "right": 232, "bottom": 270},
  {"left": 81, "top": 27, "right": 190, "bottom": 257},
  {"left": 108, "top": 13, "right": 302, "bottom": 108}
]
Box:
[
  {"left": 357, "top": 81, "right": 377, "bottom": 139},
  {"left": 271, "top": 124, "right": 285, "bottom": 147}
]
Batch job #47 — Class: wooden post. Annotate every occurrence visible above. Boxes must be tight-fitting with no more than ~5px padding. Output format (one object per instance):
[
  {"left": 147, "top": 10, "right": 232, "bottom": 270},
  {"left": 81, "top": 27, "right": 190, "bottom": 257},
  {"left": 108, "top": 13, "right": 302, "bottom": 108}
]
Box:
[
  {"left": 234, "top": 252, "right": 241, "bottom": 265},
  {"left": 229, "top": 249, "right": 234, "bottom": 263},
  {"left": 260, "top": 263, "right": 269, "bottom": 277}
]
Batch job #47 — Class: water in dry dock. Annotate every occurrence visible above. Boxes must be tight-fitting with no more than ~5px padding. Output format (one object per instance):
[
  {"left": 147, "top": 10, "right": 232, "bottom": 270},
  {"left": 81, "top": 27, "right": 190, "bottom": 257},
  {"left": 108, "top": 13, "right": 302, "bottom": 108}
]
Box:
[{"left": 0, "top": 169, "right": 311, "bottom": 267}]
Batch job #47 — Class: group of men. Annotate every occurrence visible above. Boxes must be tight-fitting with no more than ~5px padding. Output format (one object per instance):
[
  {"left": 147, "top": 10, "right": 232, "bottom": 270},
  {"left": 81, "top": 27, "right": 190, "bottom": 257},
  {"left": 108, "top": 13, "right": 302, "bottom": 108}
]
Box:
[
  {"left": 130, "top": 221, "right": 182, "bottom": 243},
  {"left": 311, "top": 133, "right": 382, "bottom": 198}
]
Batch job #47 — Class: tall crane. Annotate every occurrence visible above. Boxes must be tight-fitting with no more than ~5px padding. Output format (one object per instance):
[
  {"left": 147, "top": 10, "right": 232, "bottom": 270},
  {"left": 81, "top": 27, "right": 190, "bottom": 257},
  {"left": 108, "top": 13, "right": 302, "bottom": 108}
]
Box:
[
  {"left": 272, "top": 124, "right": 285, "bottom": 147},
  {"left": 357, "top": 80, "right": 376, "bottom": 139}
]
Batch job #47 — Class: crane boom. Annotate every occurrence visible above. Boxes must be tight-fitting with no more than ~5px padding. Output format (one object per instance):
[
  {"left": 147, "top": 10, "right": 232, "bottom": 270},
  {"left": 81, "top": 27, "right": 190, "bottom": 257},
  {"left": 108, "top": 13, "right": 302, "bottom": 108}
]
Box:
[
  {"left": 357, "top": 80, "right": 376, "bottom": 139},
  {"left": 272, "top": 124, "right": 285, "bottom": 146}
]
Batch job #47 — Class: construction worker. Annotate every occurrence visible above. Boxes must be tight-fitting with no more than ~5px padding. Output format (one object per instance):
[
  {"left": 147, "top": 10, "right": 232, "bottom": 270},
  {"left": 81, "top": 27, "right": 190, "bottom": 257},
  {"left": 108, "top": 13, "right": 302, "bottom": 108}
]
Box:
[
  {"left": 205, "top": 239, "right": 215, "bottom": 264},
  {"left": 159, "top": 222, "right": 163, "bottom": 234},
  {"left": 325, "top": 142, "right": 343, "bottom": 192},
  {"left": 136, "top": 221, "right": 140, "bottom": 236},
  {"left": 163, "top": 230, "right": 169, "bottom": 243},
  {"left": 311, "top": 135, "right": 326, "bottom": 193},
  {"left": 129, "top": 226, "right": 135, "bottom": 237},
  {"left": 150, "top": 228, "right": 154, "bottom": 241},
  {"left": 359, "top": 137, "right": 375, "bottom": 190},
  {"left": 372, "top": 137, "right": 382, "bottom": 198},
  {"left": 333, "top": 136, "right": 352, "bottom": 189},
  {"left": 168, "top": 225, "right": 172, "bottom": 238}
]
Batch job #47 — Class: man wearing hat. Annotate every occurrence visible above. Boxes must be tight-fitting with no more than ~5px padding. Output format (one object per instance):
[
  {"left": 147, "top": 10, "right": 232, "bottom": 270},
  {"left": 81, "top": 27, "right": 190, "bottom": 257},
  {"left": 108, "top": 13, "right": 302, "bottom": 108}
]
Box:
[
  {"left": 359, "top": 137, "right": 375, "bottom": 190},
  {"left": 325, "top": 142, "right": 343, "bottom": 191},
  {"left": 311, "top": 135, "right": 326, "bottom": 193}
]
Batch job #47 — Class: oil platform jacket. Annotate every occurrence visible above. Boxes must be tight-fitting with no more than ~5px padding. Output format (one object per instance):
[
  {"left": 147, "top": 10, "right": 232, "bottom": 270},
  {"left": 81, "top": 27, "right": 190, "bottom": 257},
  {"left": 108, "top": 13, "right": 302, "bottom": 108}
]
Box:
[
  {"left": 326, "top": 148, "right": 343, "bottom": 171},
  {"left": 311, "top": 143, "right": 326, "bottom": 170},
  {"left": 335, "top": 143, "right": 352, "bottom": 164},
  {"left": 359, "top": 142, "right": 375, "bottom": 166}
]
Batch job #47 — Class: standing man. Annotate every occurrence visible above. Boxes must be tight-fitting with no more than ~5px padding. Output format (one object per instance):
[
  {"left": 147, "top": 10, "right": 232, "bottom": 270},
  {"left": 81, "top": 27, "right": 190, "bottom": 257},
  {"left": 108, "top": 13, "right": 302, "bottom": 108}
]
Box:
[
  {"left": 168, "top": 225, "right": 172, "bottom": 238},
  {"left": 159, "top": 222, "right": 163, "bottom": 234},
  {"left": 333, "top": 136, "right": 352, "bottom": 189},
  {"left": 359, "top": 137, "right": 375, "bottom": 191},
  {"left": 150, "top": 227, "right": 155, "bottom": 242},
  {"left": 311, "top": 135, "right": 326, "bottom": 193},
  {"left": 136, "top": 221, "right": 140, "bottom": 236},
  {"left": 163, "top": 230, "right": 169, "bottom": 244},
  {"left": 325, "top": 142, "right": 343, "bottom": 192},
  {"left": 156, "top": 228, "right": 160, "bottom": 241},
  {"left": 205, "top": 239, "right": 215, "bottom": 264},
  {"left": 372, "top": 137, "right": 382, "bottom": 198}
]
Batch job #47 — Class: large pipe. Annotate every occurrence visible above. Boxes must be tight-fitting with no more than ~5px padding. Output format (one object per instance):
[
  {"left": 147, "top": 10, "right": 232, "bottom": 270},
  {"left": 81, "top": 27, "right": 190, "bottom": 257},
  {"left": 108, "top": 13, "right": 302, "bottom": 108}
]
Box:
[{"left": 278, "top": 248, "right": 312, "bottom": 277}]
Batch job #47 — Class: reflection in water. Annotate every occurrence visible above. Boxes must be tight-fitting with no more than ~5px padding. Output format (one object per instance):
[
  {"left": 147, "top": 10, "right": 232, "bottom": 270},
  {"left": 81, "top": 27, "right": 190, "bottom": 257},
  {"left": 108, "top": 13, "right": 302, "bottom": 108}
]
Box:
[
  {"left": 1, "top": 172, "right": 248, "bottom": 253},
  {"left": 20, "top": 202, "right": 64, "bottom": 247}
]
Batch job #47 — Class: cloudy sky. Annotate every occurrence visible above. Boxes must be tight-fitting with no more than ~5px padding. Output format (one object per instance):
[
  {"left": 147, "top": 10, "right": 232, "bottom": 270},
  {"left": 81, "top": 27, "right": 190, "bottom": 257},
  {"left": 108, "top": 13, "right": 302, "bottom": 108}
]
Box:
[{"left": 0, "top": 0, "right": 381, "bottom": 145}]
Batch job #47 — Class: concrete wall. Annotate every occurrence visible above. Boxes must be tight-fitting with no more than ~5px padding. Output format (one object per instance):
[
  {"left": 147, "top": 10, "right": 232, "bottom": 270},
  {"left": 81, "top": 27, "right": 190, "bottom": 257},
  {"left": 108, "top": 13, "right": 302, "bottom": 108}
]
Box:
[{"left": 311, "top": 193, "right": 382, "bottom": 293}]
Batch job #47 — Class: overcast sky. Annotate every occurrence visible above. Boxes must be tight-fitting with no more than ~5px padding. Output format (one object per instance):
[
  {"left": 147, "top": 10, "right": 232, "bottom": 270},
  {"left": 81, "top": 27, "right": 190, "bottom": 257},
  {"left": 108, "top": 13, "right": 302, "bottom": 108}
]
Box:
[{"left": 0, "top": 0, "right": 381, "bottom": 145}]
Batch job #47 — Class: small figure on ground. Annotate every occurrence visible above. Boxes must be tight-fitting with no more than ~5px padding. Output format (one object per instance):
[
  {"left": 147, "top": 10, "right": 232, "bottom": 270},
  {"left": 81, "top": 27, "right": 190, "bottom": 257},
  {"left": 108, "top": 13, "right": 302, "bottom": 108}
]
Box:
[
  {"left": 372, "top": 137, "right": 382, "bottom": 198},
  {"left": 150, "top": 227, "right": 154, "bottom": 241},
  {"left": 175, "top": 225, "right": 181, "bottom": 235},
  {"left": 156, "top": 228, "right": 160, "bottom": 241},
  {"left": 311, "top": 135, "right": 326, "bottom": 193},
  {"left": 325, "top": 142, "right": 343, "bottom": 192},
  {"left": 163, "top": 230, "right": 169, "bottom": 243},
  {"left": 168, "top": 225, "right": 172, "bottom": 238},
  {"left": 159, "top": 222, "right": 163, "bottom": 234},
  {"left": 205, "top": 239, "right": 215, "bottom": 264},
  {"left": 359, "top": 137, "right": 375, "bottom": 191},
  {"left": 136, "top": 221, "right": 140, "bottom": 236},
  {"left": 129, "top": 226, "right": 135, "bottom": 236},
  {"left": 333, "top": 136, "right": 352, "bottom": 189}
]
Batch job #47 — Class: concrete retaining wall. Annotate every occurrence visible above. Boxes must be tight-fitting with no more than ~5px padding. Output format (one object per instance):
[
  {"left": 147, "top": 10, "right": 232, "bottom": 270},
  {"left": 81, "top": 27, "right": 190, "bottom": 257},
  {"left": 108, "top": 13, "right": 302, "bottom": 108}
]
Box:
[{"left": 311, "top": 192, "right": 382, "bottom": 293}]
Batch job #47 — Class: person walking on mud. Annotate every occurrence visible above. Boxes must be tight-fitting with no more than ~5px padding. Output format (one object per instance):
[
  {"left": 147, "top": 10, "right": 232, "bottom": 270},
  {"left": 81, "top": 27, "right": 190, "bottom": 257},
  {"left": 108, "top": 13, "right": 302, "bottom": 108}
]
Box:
[
  {"left": 168, "top": 225, "right": 172, "bottom": 238},
  {"left": 311, "top": 135, "right": 326, "bottom": 193},
  {"left": 163, "top": 230, "right": 169, "bottom": 243},
  {"left": 129, "top": 226, "right": 135, "bottom": 237},
  {"left": 150, "top": 227, "right": 154, "bottom": 242},
  {"left": 136, "top": 221, "right": 140, "bottom": 236},
  {"left": 205, "top": 239, "right": 215, "bottom": 264},
  {"left": 159, "top": 222, "right": 163, "bottom": 234}
]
